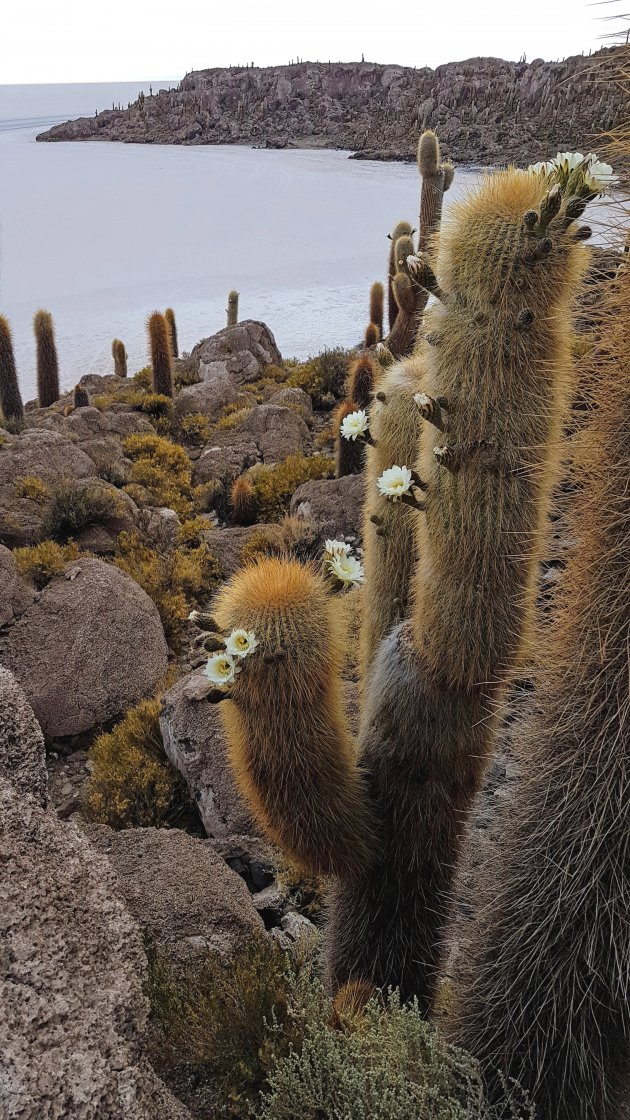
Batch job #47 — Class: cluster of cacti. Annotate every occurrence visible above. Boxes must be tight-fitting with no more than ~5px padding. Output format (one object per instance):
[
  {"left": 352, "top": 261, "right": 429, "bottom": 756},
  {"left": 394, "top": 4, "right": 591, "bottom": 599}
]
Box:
[
  {"left": 147, "top": 310, "right": 174, "bottom": 397},
  {"left": 194, "top": 156, "right": 622, "bottom": 1119},
  {"left": 227, "top": 289, "right": 239, "bottom": 328},
  {"left": 112, "top": 338, "right": 128, "bottom": 377},
  {"left": 0, "top": 315, "right": 25, "bottom": 430},
  {"left": 34, "top": 309, "right": 60, "bottom": 407}
]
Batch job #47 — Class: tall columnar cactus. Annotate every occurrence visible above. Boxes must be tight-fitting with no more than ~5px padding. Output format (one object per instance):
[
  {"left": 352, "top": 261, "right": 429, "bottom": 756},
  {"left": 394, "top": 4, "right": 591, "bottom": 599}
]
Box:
[
  {"left": 417, "top": 130, "right": 454, "bottom": 256},
  {"left": 73, "top": 384, "right": 90, "bottom": 409},
  {"left": 207, "top": 170, "right": 591, "bottom": 1009},
  {"left": 347, "top": 353, "right": 376, "bottom": 410},
  {"left": 33, "top": 309, "right": 60, "bottom": 407},
  {"left": 369, "top": 281, "right": 384, "bottom": 340},
  {"left": 387, "top": 221, "right": 413, "bottom": 334},
  {"left": 358, "top": 356, "right": 424, "bottom": 679},
  {"left": 147, "top": 311, "right": 173, "bottom": 398},
  {"left": 227, "top": 290, "right": 239, "bottom": 328},
  {"left": 387, "top": 233, "right": 421, "bottom": 359},
  {"left": 164, "top": 308, "right": 178, "bottom": 358},
  {"left": 334, "top": 400, "right": 364, "bottom": 477},
  {"left": 445, "top": 245, "right": 630, "bottom": 1120},
  {"left": 212, "top": 559, "right": 376, "bottom": 877},
  {"left": 0, "top": 316, "right": 25, "bottom": 430},
  {"left": 112, "top": 338, "right": 128, "bottom": 378}
]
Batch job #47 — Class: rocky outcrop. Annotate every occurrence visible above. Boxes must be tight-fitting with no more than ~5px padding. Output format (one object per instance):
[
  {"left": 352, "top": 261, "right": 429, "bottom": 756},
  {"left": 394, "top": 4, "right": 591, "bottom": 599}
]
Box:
[
  {"left": 290, "top": 473, "right": 364, "bottom": 542},
  {"left": 85, "top": 824, "right": 264, "bottom": 958},
  {"left": 0, "top": 428, "right": 97, "bottom": 547},
  {"left": 160, "top": 669, "right": 253, "bottom": 837},
  {"left": 0, "top": 777, "right": 190, "bottom": 1119},
  {"left": 36, "top": 50, "right": 627, "bottom": 166},
  {"left": 0, "top": 545, "right": 35, "bottom": 628},
  {"left": 185, "top": 321, "right": 282, "bottom": 383},
  {"left": 0, "top": 558, "right": 168, "bottom": 739},
  {"left": 0, "top": 667, "right": 47, "bottom": 806},
  {"left": 241, "top": 402, "right": 310, "bottom": 462}
]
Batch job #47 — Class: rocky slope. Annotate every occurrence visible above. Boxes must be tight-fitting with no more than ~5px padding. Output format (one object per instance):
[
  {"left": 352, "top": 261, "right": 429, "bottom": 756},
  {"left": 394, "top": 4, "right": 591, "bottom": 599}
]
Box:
[{"left": 37, "top": 49, "right": 626, "bottom": 164}]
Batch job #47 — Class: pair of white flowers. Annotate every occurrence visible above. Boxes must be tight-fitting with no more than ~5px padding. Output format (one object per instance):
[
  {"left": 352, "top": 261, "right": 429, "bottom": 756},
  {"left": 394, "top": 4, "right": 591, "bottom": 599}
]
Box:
[
  {"left": 205, "top": 628, "right": 258, "bottom": 685},
  {"left": 324, "top": 538, "right": 364, "bottom": 587},
  {"left": 528, "top": 151, "right": 618, "bottom": 192}
]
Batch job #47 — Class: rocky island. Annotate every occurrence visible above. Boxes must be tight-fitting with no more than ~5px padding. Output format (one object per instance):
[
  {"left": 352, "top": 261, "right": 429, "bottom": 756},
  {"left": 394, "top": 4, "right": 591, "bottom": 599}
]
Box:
[{"left": 37, "top": 49, "right": 626, "bottom": 165}]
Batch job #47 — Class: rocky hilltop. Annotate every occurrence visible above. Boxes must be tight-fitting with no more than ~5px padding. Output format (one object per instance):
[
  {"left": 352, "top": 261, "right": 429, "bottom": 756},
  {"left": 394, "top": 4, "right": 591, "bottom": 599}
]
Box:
[{"left": 37, "top": 49, "right": 625, "bottom": 164}]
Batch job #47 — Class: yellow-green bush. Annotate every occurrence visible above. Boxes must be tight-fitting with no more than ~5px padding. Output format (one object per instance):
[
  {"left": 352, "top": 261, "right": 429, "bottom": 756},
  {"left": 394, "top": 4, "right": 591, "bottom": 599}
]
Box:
[
  {"left": 14, "top": 475, "right": 50, "bottom": 502},
  {"left": 248, "top": 455, "right": 334, "bottom": 522},
  {"left": 123, "top": 433, "right": 193, "bottom": 518},
  {"left": 177, "top": 515, "right": 211, "bottom": 547},
  {"left": 286, "top": 349, "right": 349, "bottom": 408},
  {"left": 13, "top": 539, "right": 80, "bottom": 589},
  {"left": 83, "top": 696, "right": 195, "bottom": 830},
  {"left": 113, "top": 529, "right": 221, "bottom": 647},
  {"left": 213, "top": 405, "right": 253, "bottom": 431},
  {"left": 41, "top": 479, "right": 123, "bottom": 542},
  {"left": 239, "top": 516, "right": 317, "bottom": 564},
  {"left": 177, "top": 411, "right": 211, "bottom": 445}
]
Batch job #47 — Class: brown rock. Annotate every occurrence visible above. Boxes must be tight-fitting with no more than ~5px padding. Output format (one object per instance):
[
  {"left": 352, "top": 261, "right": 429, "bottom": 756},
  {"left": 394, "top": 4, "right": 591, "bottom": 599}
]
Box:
[
  {"left": 187, "top": 321, "right": 282, "bottom": 384},
  {"left": 269, "top": 386, "right": 313, "bottom": 422},
  {"left": 0, "top": 558, "right": 168, "bottom": 739},
  {"left": 242, "top": 403, "right": 309, "bottom": 462},
  {"left": 290, "top": 473, "right": 364, "bottom": 542},
  {"left": 0, "top": 667, "right": 47, "bottom": 806},
  {"left": 193, "top": 430, "right": 260, "bottom": 485},
  {"left": 0, "top": 545, "right": 35, "bottom": 628},
  {"left": 199, "top": 524, "right": 272, "bottom": 577},
  {"left": 0, "top": 429, "right": 96, "bottom": 547}
]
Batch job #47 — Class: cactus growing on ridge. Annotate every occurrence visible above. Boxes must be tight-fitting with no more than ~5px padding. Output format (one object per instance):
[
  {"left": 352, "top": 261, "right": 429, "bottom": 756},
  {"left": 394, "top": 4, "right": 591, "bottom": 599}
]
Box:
[
  {"left": 229, "top": 476, "right": 257, "bottom": 525},
  {"left": 164, "top": 308, "right": 178, "bottom": 358},
  {"left": 334, "top": 353, "right": 377, "bottom": 477},
  {"left": 112, "top": 338, "right": 128, "bottom": 377},
  {"left": 417, "top": 130, "right": 454, "bottom": 256},
  {"left": 0, "top": 316, "right": 25, "bottom": 430},
  {"left": 147, "top": 311, "right": 173, "bottom": 397},
  {"left": 445, "top": 233, "right": 630, "bottom": 1120},
  {"left": 227, "top": 290, "right": 239, "bottom": 328},
  {"left": 33, "top": 309, "right": 60, "bottom": 407},
  {"left": 73, "top": 384, "right": 89, "bottom": 408}
]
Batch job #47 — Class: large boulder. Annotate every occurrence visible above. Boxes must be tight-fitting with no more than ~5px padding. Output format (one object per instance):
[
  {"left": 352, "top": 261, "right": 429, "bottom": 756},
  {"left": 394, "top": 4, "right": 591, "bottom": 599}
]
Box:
[
  {"left": 0, "top": 558, "right": 168, "bottom": 739},
  {"left": 290, "top": 473, "right": 365, "bottom": 543},
  {"left": 193, "top": 430, "right": 260, "bottom": 485},
  {"left": 199, "top": 525, "right": 272, "bottom": 577},
  {"left": 269, "top": 385, "right": 313, "bottom": 422},
  {"left": 160, "top": 669, "right": 254, "bottom": 837},
  {"left": 0, "top": 545, "right": 35, "bottom": 628},
  {"left": 0, "top": 428, "right": 97, "bottom": 547},
  {"left": 174, "top": 367, "right": 247, "bottom": 421},
  {"left": 0, "top": 778, "right": 190, "bottom": 1119},
  {"left": 241, "top": 403, "right": 309, "bottom": 462},
  {"left": 86, "top": 824, "right": 264, "bottom": 959},
  {"left": 0, "top": 667, "right": 47, "bottom": 806},
  {"left": 187, "top": 321, "right": 282, "bottom": 385},
  {"left": 28, "top": 405, "right": 153, "bottom": 482}
]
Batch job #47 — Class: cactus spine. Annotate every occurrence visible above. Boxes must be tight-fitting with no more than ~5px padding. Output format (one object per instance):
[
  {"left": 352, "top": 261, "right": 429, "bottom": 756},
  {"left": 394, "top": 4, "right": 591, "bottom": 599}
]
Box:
[
  {"left": 147, "top": 311, "right": 173, "bottom": 398},
  {"left": 164, "top": 308, "right": 178, "bottom": 358},
  {"left": 227, "top": 290, "right": 239, "bottom": 328},
  {"left": 213, "top": 559, "right": 376, "bottom": 877},
  {"left": 0, "top": 316, "right": 25, "bottom": 430},
  {"left": 112, "top": 338, "right": 128, "bottom": 378},
  {"left": 369, "top": 281, "right": 384, "bottom": 340},
  {"left": 445, "top": 232, "right": 630, "bottom": 1120},
  {"left": 229, "top": 476, "right": 257, "bottom": 526},
  {"left": 33, "top": 310, "right": 60, "bottom": 407},
  {"left": 73, "top": 384, "right": 89, "bottom": 409}
]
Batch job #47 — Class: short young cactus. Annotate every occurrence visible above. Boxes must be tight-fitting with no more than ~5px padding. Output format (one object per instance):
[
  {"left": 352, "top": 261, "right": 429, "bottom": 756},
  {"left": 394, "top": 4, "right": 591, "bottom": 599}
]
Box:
[
  {"left": 227, "top": 290, "right": 239, "bottom": 328},
  {"left": 164, "top": 308, "right": 178, "bottom": 358},
  {"left": 387, "top": 220, "right": 413, "bottom": 334},
  {"left": 0, "top": 316, "right": 25, "bottom": 429},
  {"left": 73, "top": 384, "right": 89, "bottom": 408},
  {"left": 229, "top": 476, "right": 257, "bottom": 526},
  {"left": 112, "top": 338, "right": 128, "bottom": 378},
  {"left": 147, "top": 311, "right": 173, "bottom": 398},
  {"left": 33, "top": 309, "right": 60, "bottom": 408},
  {"left": 334, "top": 400, "right": 364, "bottom": 477}
]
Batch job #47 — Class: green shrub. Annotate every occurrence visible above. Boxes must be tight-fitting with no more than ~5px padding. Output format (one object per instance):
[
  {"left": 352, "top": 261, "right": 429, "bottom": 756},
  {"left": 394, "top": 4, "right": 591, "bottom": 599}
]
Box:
[
  {"left": 239, "top": 516, "right": 318, "bottom": 564},
  {"left": 123, "top": 433, "right": 193, "bottom": 518},
  {"left": 83, "top": 696, "right": 195, "bottom": 830},
  {"left": 286, "top": 349, "right": 349, "bottom": 408},
  {"left": 248, "top": 455, "right": 334, "bottom": 522},
  {"left": 14, "top": 475, "right": 50, "bottom": 502},
  {"left": 214, "top": 405, "right": 253, "bottom": 431},
  {"left": 41, "top": 479, "right": 122, "bottom": 542},
  {"left": 13, "top": 539, "right": 80, "bottom": 589},
  {"left": 177, "top": 411, "right": 211, "bottom": 445}
]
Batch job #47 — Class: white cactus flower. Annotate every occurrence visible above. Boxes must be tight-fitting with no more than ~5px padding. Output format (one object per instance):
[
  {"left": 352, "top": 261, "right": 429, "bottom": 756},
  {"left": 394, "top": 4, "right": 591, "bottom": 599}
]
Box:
[
  {"left": 341, "top": 409, "right": 369, "bottom": 441},
  {"left": 585, "top": 159, "right": 618, "bottom": 191},
  {"left": 324, "top": 539, "right": 351, "bottom": 558},
  {"left": 552, "top": 151, "right": 585, "bottom": 172},
  {"left": 188, "top": 609, "right": 201, "bottom": 622},
  {"left": 528, "top": 160, "right": 554, "bottom": 175},
  {"left": 329, "top": 552, "right": 365, "bottom": 586},
  {"left": 204, "top": 651, "right": 240, "bottom": 685},
  {"left": 225, "top": 628, "right": 259, "bottom": 659},
  {"left": 406, "top": 253, "right": 422, "bottom": 273},
  {"left": 377, "top": 465, "right": 414, "bottom": 501}
]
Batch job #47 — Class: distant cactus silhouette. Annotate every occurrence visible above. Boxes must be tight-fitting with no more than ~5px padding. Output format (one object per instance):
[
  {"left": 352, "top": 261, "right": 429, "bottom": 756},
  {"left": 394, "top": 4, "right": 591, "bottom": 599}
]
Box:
[
  {"left": 0, "top": 316, "right": 25, "bottom": 429},
  {"left": 73, "top": 384, "right": 89, "bottom": 408},
  {"left": 164, "top": 308, "right": 178, "bottom": 358},
  {"left": 369, "top": 281, "right": 384, "bottom": 340},
  {"left": 33, "top": 309, "right": 60, "bottom": 407},
  {"left": 112, "top": 338, "right": 128, "bottom": 377},
  {"left": 227, "top": 290, "right": 239, "bottom": 328},
  {"left": 147, "top": 311, "right": 173, "bottom": 398}
]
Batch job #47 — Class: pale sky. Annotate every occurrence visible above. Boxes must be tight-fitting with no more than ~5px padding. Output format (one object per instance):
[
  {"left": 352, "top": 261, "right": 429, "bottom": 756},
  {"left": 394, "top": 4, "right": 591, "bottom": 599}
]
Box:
[{"left": 1, "top": 0, "right": 608, "bottom": 85}]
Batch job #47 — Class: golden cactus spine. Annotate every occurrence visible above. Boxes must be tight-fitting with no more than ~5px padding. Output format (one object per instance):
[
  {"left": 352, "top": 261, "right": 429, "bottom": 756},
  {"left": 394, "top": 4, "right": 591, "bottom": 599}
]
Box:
[
  {"left": 33, "top": 309, "right": 60, "bottom": 408},
  {"left": 229, "top": 476, "right": 257, "bottom": 526},
  {"left": 369, "top": 281, "right": 384, "bottom": 340},
  {"left": 0, "top": 316, "right": 25, "bottom": 429},
  {"left": 147, "top": 311, "right": 173, "bottom": 398},
  {"left": 445, "top": 229, "right": 630, "bottom": 1120},
  {"left": 227, "top": 290, "right": 239, "bottom": 328},
  {"left": 328, "top": 170, "right": 590, "bottom": 1006},
  {"left": 213, "top": 559, "right": 375, "bottom": 877},
  {"left": 164, "top": 308, "right": 178, "bottom": 358},
  {"left": 112, "top": 338, "right": 128, "bottom": 378}
]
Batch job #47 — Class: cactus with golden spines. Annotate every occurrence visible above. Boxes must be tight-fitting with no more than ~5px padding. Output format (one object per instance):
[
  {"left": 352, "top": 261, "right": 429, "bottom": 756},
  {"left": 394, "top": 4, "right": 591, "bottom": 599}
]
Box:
[
  {"left": 0, "top": 316, "right": 25, "bottom": 430},
  {"left": 164, "top": 308, "right": 178, "bottom": 358},
  {"left": 229, "top": 476, "right": 257, "bottom": 526},
  {"left": 147, "top": 311, "right": 173, "bottom": 398},
  {"left": 33, "top": 309, "right": 60, "bottom": 408},
  {"left": 369, "top": 281, "right": 384, "bottom": 340},
  {"left": 112, "top": 338, "right": 128, "bottom": 378}
]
